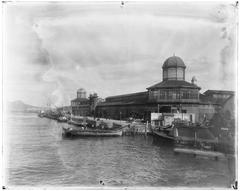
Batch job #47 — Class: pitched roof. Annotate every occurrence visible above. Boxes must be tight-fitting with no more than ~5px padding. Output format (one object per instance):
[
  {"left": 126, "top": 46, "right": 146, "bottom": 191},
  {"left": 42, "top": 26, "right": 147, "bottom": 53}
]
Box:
[
  {"left": 199, "top": 93, "right": 233, "bottom": 105},
  {"left": 204, "top": 90, "right": 234, "bottom": 95},
  {"left": 97, "top": 100, "right": 147, "bottom": 107},
  {"left": 106, "top": 92, "right": 148, "bottom": 100},
  {"left": 147, "top": 80, "right": 201, "bottom": 90}
]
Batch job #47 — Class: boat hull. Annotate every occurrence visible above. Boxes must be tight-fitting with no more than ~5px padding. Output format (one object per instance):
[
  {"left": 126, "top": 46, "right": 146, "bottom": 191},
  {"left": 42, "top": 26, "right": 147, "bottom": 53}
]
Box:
[
  {"left": 152, "top": 130, "right": 174, "bottom": 141},
  {"left": 174, "top": 147, "right": 225, "bottom": 159},
  {"left": 68, "top": 120, "right": 86, "bottom": 126},
  {"left": 62, "top": 127, "right": 123, "bottom": 137}
]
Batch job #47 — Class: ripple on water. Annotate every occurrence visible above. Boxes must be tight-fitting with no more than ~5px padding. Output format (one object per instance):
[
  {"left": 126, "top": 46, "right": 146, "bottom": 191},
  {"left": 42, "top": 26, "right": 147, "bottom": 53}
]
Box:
[{"left": 4, "top": 112, "right": 234, "bottom": 188}]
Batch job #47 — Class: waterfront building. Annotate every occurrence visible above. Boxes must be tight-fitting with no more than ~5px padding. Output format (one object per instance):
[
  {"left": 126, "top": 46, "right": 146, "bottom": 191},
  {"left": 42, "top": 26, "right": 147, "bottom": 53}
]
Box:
[
  {"left": 222, "top": 94, "right": 235, "bottom": 120},
  {"left": 89, "top": 93, "right": 100, "bottom": 116},
  {"left": 209, "top": 92, "right": 235, "bottom": 140},
  {"left": 71, "top": 88, "right": 90, "bottom": 116},
  {"left": 95, "top": 56, "right": 233, "bottom": 122},
  {"left": 71, "top": 88, "right": 101, "bottom": 116},
  {"left": 200, "top": 90, "right": 234, "bottom": 105}
]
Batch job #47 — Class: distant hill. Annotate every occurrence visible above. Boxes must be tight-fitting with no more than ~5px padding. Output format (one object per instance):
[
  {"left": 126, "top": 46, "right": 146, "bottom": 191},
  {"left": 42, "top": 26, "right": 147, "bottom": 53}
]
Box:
[{"left": 7, "top": 100, "right": 43, "bottom": 113}]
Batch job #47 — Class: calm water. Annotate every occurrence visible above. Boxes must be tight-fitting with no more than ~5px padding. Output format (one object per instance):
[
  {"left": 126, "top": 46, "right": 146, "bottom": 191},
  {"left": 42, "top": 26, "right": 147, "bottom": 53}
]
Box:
[{"left": 4, "top": 112, "right": 235, "bottom": 188}]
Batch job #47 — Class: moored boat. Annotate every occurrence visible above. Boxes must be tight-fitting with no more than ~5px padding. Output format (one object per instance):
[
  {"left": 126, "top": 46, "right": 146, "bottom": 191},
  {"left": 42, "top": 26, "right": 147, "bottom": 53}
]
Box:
[
  {"left": 67, "top": 116, "right": 87, "bottom": 126},
  {"left": 173, "top": 124, "right": 221, "bottom": 159},
  {"left": 38, "top": 111, "right": 45, "bottom": 118},
  {"left": 62, "top": 126, "right": 123, "bottom": 137},
  {"left": 150, "top": 112, "right": 194, "bottom": 142},
  {"left": 58, "top": 116, "right": 68, "bottom": 123},
  {"left": 152, "top": 125, "right": 175, "bottom": 141},
  {"left": 68, "top": 119, "right": 87, "bottom": 126}
]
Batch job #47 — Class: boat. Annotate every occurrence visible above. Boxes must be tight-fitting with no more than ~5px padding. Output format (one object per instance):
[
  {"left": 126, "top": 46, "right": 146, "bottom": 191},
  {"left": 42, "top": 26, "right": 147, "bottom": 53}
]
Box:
[
  {"left": 173, "top": 124, "right": 221, "bottom": 159},
  {"left": 41, "top": 110, "right": 61, "bottom": 120},
  {"left": 62, "top": 126, "right": 123, "bottom": 137},
  {"left": 38, "top": 111, "right": 45, "bottom": 118},
  {"left": 150, "top": 112, "right": 194, "bottom": 141},
  {"left": 67, "top": 116, "right": 87, "bottom": 126},
  {"left": 63, "top": 116, "right": 123, "bottom": 137},
  {"left": 57, "top": 116, "right": 68, "bottom": 123},
  {"left": 68, "top": 119, "right": 87, "bottom": 126},
  {"left": 152, "top": 125, "right": 175, "bottom": 141}
]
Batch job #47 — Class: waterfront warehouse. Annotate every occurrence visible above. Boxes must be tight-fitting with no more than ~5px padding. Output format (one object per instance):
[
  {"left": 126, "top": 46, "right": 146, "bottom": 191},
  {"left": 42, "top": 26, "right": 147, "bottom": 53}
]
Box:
[{"left": 95, "top": 56, "right": 234, "bottom": 122}]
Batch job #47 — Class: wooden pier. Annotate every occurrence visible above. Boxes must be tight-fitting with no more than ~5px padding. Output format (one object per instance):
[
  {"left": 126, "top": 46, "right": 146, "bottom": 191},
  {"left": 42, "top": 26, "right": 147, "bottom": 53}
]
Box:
[{"left": 174, "top": 147, "right": 225, "bottom": 160}]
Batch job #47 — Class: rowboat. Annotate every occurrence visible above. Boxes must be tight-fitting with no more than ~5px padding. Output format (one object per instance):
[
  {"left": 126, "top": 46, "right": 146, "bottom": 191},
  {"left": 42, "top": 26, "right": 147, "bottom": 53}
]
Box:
[{"left": 62, "top": 126, "right": 123, "bottom": 137}]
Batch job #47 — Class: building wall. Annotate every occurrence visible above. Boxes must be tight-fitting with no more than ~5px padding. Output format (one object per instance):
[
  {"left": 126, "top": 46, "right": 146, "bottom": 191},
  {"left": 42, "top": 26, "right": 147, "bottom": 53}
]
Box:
[
  {"left": 95, "top": 102, "right": 216, "bottom": 123},
  {"left": 71, "top": 98, "right": 90, "bottom": 116},
  {"left": 72, "top": 105, "right": 90, "bottom": 116},
  {"left": 148, "top": 88, "right": 199, "bottom": 103},
  {"left": 182, "top": 104, "right": 216, "bottom": 123},
  {"left": 105, "top": 92, "right": 148, "bottom": 103},
  {"left": 96, "top": 105, "right": 151, "bottom": 120},
  {"left": 222, "top": 95, "right": 235, "bottom": 119}
]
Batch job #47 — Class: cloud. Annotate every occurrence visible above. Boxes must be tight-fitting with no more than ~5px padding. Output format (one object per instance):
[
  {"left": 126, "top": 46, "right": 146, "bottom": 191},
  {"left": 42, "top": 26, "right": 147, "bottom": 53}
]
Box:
[{"left": 4, "top": 2, "right": 237, "bottom": 106}]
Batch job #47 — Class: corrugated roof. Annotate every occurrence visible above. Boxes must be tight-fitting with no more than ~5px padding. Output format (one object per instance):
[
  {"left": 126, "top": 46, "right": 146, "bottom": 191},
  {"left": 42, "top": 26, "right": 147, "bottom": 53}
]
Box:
[
  {"left": 97, "top": 101, "right": 147, "bottom": 106},
  {"left": 106, "top": 91, "right": 148, "bottom": 99},
  {"left": 204, "top": 90, "right": 234, "bottom": 95},
  {"left": 147, "top": 80, "right": 201, "bottom": 90}
]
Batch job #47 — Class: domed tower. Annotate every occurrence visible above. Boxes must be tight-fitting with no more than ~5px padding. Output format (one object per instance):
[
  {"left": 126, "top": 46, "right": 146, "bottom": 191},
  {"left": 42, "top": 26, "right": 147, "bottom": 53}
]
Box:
[
  {"left": 147, "top": 55, "right": 201, "bottom": 108},
  {"left": 77, "top": 88, "right": 87, "bottom": 99},
  {"left": 162, "top": 56, "right": 186, "bottom": 81}
]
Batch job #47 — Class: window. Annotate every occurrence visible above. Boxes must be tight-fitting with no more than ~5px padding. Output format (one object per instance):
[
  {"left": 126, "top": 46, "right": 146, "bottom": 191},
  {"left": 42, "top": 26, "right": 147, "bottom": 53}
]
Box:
[
  {"left": 163, "top": 70, "right": 168, "bottom": 79},
  {"left": 159, "top": 90, "right": 165, "bottom": 99},
  {"left": 168, "top": 68, "right": 177, "bottom": 79},
  {"left": 153, "top": 90, "right": 159, "bottom": 99},
  {"left": 176, "top": 68, "right": 184, "bottom": 80},
  {"left": 167, "top": 90, "right": 173, "bottom": 99},
  {"left": 172, "top": 90, "right": 176, "bottom": 99}
]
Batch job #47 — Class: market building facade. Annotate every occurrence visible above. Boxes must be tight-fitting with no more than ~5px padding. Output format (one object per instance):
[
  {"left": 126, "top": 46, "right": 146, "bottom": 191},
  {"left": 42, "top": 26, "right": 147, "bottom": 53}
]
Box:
[{"left": 95, "top": 56, "right": 234, "bottom": 122}]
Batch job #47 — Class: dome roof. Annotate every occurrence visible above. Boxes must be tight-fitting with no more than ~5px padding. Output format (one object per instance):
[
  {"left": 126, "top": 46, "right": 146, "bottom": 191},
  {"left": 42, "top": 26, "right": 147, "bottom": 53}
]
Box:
[
  {"left": 162, "top": 56, "right": 186, "bottom": 69},
  {"left": 77, "top": 88, "right": 86, "bottom": 93}
]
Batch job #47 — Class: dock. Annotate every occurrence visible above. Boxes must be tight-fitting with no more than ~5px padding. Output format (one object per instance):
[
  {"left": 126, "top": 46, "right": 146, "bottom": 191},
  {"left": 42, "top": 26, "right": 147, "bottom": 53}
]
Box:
[{"left": 174, "top": 147, "right": 225, "bottom": 160}]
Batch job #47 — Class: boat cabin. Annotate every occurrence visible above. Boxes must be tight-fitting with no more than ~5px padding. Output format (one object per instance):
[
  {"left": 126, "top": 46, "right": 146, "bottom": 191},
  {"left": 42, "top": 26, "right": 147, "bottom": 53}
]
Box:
[{"left": 151, "top": 112, "right": 195, "bottom": 128}]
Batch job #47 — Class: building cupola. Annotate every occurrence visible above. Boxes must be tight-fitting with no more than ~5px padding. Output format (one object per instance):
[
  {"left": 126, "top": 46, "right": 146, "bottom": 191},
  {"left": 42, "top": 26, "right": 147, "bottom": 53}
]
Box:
[
  {"left": 162, "top": 56, "right": 186, "bottom": 81},
  {"left": 77, "top": 88, "right": 87, "bottom": 99}
]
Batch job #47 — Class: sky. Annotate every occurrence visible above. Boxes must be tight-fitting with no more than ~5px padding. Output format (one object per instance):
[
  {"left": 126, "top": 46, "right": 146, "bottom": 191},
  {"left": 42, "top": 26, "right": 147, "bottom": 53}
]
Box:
[{"left": 3, "top": 2, "right": 237, "bottom": 107}]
